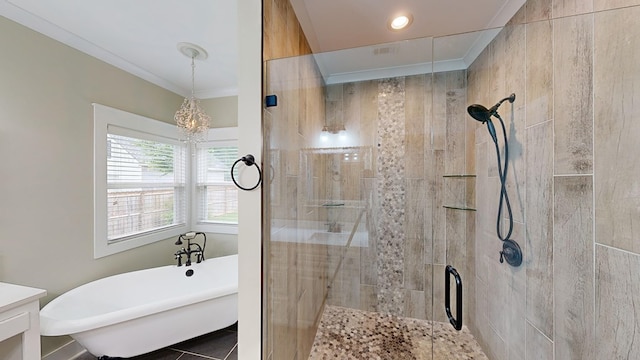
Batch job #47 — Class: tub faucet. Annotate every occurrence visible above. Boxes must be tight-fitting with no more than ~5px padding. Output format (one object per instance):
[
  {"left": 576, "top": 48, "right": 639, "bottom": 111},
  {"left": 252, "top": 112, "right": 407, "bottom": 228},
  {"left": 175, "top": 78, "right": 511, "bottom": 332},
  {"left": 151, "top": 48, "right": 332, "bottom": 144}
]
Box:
[
  {"left": 174, "top": 250, "right": 184, "bottom": 266},
  {"left": 174, "top": 242, "right": 203, "bottom": 266},
  {"left": 174, "top": 232, "right": 206, "bottom": 266}
]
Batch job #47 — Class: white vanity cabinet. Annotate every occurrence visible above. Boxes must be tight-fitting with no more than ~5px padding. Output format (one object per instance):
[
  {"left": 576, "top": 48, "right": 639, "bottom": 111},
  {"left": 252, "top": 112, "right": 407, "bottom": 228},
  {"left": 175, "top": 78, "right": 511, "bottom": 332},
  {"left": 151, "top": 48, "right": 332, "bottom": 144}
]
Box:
[{"left": 0, "top": 283, "right": 47, "bottom": 360}]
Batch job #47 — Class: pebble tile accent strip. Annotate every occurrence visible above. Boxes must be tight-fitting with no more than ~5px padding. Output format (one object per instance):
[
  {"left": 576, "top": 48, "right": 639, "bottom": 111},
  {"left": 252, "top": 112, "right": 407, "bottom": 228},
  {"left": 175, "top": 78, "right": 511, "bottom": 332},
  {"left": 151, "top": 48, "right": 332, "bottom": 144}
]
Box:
[
  {"left": 376, "top": 77, "right": 407, "bottom": 315},
  {"left": 309, "top": 306, "right": 488, "bottom": 360}
]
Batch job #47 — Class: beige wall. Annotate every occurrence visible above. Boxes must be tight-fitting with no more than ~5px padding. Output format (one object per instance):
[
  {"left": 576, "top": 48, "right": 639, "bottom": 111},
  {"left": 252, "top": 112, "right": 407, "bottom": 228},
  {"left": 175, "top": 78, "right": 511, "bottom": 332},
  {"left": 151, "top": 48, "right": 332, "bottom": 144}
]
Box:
[
  {"left": 202, "top": 95, "right": 238, "bottom": 128},
  {"left": 0, "top": 15, "right": 238, "bottom": 356}
]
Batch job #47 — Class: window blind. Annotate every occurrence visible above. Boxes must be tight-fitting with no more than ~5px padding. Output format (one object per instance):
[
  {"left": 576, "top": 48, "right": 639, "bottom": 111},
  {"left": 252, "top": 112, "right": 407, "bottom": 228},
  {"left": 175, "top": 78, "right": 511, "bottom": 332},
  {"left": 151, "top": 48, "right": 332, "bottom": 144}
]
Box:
[
  {"left": 195, "top": 142, "right": 238, "bottom": 224},
  {"left": 106, "top": 132, "right": 187, "bottom": 242}
]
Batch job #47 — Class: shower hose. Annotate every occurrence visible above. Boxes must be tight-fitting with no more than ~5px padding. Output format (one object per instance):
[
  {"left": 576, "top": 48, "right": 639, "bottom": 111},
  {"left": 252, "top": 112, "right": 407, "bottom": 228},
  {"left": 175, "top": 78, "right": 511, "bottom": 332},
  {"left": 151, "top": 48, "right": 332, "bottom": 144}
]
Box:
[{"left": 490, "top": 113, "right": 514, "bottom": 245}]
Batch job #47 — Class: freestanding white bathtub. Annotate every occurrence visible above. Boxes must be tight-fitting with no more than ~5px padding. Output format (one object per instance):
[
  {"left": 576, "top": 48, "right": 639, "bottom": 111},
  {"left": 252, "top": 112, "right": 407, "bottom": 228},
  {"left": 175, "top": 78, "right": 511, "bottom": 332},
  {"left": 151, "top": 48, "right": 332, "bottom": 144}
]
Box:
[{"left": 40, "top": 254, "right": 238, "bottom": 358}]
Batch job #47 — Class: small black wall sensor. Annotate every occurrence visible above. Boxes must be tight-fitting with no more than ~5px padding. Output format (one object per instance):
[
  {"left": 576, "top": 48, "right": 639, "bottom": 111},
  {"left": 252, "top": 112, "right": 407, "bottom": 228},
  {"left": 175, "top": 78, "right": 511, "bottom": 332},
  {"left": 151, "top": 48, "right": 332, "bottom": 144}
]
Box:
[{"left": 265, "top": 95, "right": 277, "bottom": 107}]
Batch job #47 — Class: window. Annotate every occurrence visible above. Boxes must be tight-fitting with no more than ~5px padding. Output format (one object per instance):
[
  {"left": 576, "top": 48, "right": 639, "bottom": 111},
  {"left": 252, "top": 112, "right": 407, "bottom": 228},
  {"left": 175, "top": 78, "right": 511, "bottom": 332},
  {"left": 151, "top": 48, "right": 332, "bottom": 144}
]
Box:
[
  {"left": 193, "top": 127, "right": 239, "bottom": 234},
  {"left": 106, "top": 133, "right": 187, "bottom": 240},
  {"left": 94, "top": 104, "right": 188, "bottom": 258},
  {"left": 94, "top": 104, "right": 239, "bottom": 258}
]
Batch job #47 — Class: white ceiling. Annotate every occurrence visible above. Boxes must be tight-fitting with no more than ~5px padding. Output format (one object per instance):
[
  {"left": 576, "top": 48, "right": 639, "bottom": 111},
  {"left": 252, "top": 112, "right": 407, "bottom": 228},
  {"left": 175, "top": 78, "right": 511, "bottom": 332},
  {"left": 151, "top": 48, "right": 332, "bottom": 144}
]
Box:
[
  {"left": 0, "top": 0, "right": 238, "bottom": 99},
  {"left": 0, "top": 0, "right": 524, "bottom": 98},
  {"left": 290, "top": 0, "right": 524, "bottom": 53}
]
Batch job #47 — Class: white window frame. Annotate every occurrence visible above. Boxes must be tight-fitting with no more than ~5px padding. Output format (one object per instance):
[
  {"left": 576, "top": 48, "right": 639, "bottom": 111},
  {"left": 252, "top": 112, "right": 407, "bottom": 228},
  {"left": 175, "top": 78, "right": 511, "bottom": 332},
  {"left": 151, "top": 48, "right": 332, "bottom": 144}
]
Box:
[
  {"left": 191, "top": 127, "right": 239, "bottom": 235},
  {"left": 93, "top": 104, "right": 189, "bottom": 258}
]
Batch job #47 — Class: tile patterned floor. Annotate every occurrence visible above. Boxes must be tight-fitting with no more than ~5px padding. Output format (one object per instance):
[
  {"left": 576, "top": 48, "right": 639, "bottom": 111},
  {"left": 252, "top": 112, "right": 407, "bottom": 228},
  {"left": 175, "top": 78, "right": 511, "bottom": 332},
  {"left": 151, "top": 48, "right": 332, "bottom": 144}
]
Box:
[
  {"left": 308, "top": 306, "right": 488, "bottom": 360},
  {"left": 74, "top": 323, "right": 237, "bottom": 360}
]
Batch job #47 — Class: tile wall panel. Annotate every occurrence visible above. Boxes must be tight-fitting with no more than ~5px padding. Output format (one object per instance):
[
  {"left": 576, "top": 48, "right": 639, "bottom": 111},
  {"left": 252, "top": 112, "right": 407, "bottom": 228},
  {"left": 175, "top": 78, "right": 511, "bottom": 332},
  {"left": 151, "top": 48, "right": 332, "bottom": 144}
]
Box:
[
  {"left": 553, "top": 14, "right": 593, "bottom": 175},
  {"left": 525, "top": 322, "right": 553, "bottom": 360},
  {"left": 594, "top": 0, "right": 640, "bottom": 9},
  {"left": 404, "top": 181, "right": 426, "bottom": 291},
  {"left": 552, "top": 0, "right": 594, "bottom": 17},
  {"left": 525, "top": 20, "right": 553, "bottom": 127},
  {"left": 506, "top": 222, "right": 527, "bottom": 360},
  {"left": 594, "top": 6, "right": 640, "bottom": 254},
  {"left": 553, "top": 176, "right": 594, "bottom": 360},
  {"left": 405, "top": 74, "right": 426, "bottom": 179},
  {"left": 596, "top": 245, "right": 640, "bottom": 359},
  {"left": 526, "top": 0, "right": 552, "bottom": 22},
  {"left": 430, "top": 150, "right": 447, "bottom": 265},
  {"left": 525, "top": 120, "right": 554, "bottom": 339}
]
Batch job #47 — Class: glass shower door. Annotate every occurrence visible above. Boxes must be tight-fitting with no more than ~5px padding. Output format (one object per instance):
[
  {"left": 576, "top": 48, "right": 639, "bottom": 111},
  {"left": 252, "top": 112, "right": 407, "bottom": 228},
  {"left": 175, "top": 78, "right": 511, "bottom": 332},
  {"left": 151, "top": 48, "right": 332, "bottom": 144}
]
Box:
[{"left": 262, "top": 35, "right": 439, "bottom": 359}]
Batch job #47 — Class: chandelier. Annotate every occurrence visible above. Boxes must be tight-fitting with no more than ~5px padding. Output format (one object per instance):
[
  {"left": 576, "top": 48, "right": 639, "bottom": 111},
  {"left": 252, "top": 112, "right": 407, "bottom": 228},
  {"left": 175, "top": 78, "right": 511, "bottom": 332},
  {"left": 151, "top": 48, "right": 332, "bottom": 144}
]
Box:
[{"left": 175, "top": 43, "right": 211, "bottom": 143}]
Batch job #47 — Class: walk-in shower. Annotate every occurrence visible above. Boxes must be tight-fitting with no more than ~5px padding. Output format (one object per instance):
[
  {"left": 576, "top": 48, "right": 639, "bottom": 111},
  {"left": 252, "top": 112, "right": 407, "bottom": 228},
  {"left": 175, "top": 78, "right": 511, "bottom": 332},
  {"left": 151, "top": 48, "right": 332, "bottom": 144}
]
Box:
[
  {"left": 262, "top": 26, "right": 504, "bottom": 359},
  {"left": 467, "top": 94, "right": 522, "bottom": 267},
  {"left": 263, "top": 1, "right": 640, "bottom": 359}
]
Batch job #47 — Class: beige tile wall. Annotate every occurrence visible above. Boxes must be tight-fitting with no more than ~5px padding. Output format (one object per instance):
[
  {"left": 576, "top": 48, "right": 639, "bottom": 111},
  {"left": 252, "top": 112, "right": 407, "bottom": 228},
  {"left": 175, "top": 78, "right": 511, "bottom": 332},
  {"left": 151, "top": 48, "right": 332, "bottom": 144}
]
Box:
[
  {"left": 263, "top": 0, "right": 312, "bottom": 61},
  {"left": 471, "top": 1, "right": 640, "bottom": 359}
]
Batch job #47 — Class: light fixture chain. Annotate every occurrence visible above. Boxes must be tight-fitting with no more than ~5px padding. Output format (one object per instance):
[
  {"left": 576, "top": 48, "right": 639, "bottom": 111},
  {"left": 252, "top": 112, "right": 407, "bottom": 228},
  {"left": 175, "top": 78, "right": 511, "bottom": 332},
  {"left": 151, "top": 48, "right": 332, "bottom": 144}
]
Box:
[{"left": 191, "top": 55, "right": 196, "bottom": 97}]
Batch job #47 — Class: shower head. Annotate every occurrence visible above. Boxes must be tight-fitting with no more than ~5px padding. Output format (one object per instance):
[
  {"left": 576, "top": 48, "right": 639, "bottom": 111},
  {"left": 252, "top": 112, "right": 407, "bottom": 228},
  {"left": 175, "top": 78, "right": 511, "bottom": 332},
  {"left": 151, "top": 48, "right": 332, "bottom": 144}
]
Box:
[
  {"left": 467, "top": 103, "right": 499, "bottom": 142},
  {"left": 467, "top": 93, "right": 516, "bottom": 123},
  {"left": 467, "top": 104, "right": 492, "bottom": 123}
]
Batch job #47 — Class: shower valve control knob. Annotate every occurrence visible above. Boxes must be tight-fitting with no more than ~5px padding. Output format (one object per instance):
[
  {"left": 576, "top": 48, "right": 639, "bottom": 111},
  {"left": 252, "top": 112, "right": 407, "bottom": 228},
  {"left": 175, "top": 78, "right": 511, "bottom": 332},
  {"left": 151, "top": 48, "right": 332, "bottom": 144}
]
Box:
[
  {"left": 499, "top": 248, "right": 514, "bottom": 263},
  {"left": 499, "top": 239, "right": 523, "bottom": 267}
]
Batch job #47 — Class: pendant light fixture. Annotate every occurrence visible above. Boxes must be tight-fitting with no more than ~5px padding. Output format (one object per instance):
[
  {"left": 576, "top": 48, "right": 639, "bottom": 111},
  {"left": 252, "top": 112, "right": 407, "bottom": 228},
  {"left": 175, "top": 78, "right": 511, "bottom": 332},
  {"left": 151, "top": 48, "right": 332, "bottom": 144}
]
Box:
[{"left": 174, "top": 42, "right": 211, "bottom": 143}]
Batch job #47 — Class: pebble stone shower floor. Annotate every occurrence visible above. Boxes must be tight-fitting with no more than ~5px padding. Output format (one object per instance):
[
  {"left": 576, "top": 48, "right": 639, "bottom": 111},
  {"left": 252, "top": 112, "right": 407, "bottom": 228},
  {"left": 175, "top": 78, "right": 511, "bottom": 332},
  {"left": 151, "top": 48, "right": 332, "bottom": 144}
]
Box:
[{"left": 308, "top": 306, "right": 489, "bottom": 360}]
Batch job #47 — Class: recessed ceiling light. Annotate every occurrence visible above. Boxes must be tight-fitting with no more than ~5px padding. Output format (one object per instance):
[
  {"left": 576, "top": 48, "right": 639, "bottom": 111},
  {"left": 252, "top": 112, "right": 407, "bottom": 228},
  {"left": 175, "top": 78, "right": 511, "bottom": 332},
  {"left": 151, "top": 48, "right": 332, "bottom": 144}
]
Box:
[{"left": 389, "top": 14, "right": 413, "bottom": 31}]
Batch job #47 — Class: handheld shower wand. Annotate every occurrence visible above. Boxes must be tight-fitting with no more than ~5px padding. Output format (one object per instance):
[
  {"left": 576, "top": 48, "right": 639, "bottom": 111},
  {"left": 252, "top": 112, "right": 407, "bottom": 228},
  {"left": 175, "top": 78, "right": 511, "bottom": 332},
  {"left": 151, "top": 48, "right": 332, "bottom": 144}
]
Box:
[{"left": 467, "top": 94, "right": 522, "bottom": 267}]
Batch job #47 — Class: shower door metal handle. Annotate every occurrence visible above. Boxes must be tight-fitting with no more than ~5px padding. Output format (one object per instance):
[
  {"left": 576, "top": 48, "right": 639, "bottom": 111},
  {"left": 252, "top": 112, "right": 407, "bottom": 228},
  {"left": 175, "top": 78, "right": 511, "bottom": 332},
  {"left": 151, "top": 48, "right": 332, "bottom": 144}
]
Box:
[{"left": 445, "top": 265, "right": 463, "bottom": 331}]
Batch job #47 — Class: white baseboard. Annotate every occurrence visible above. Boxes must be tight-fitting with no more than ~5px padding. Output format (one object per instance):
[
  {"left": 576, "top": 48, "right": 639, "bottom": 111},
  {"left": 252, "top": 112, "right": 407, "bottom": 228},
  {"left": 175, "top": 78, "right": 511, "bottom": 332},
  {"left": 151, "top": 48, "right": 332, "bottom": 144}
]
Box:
[{"left": 41, "top": 340, "right": 87, "bottom": 360}]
